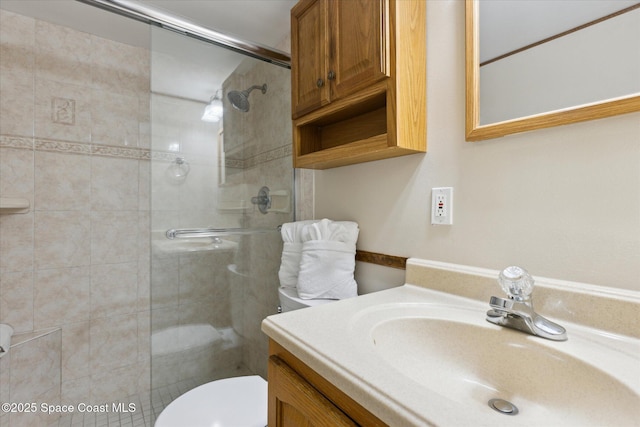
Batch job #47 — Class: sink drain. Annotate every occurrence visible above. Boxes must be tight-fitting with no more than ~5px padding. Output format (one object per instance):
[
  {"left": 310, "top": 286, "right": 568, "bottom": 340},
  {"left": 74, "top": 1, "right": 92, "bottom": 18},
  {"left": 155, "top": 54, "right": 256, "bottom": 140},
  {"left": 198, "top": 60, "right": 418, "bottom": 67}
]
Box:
[{"left": 488, "top": 398, "right": 519, "bottom": 415}]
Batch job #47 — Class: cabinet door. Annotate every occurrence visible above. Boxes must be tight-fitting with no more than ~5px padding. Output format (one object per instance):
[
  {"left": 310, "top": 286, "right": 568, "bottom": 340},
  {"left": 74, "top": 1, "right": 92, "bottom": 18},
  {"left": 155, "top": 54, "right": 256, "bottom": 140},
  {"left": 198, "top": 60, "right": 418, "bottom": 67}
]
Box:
[
  {"left": 291, "top": 0, "right": 331, "bottom": 118},
  {"left": 268, "top": 356, "right": 357, "bottom": 427},
  {"left": 329, "top": 0, "right": 389, "bottom": 100}
]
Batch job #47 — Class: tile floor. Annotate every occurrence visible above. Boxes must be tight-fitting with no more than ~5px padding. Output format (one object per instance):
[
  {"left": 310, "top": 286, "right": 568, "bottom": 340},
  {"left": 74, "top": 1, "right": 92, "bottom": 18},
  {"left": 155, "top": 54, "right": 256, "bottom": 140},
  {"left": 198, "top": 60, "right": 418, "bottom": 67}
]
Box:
[{"left": 51, "top": 378, "right": 202, "bottom": 427}]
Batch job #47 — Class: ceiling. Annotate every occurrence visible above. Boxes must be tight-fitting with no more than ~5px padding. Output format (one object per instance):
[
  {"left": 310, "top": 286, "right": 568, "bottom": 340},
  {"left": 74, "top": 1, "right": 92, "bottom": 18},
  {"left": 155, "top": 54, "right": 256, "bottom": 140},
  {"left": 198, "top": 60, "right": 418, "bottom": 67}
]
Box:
[
  {"left": 6, "top": 1, "right": 637, "bottom": 100},
  {"left": 0, "top": 0, "right": 296, "bottom": 50},
  {"left": 0, "top": 0, "right": 296, "bottom": 102}
]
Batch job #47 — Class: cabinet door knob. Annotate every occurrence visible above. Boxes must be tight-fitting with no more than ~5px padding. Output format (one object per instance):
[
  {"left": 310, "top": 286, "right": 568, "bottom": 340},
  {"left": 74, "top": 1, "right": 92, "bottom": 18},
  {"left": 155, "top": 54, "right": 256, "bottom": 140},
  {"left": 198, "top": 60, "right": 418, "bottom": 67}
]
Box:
[
  {"left": 316, "top": 78, "right": 324, "bottom": 88},
  {"left": 327, "top": 70, "right": 336, "bottom": 80}
]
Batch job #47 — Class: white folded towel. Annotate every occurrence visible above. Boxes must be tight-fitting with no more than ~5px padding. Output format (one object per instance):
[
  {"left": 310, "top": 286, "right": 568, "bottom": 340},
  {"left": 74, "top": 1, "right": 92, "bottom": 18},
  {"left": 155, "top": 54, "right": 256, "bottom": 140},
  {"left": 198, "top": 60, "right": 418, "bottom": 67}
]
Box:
[
  {"left": 278, "top": 220, "right": 319, "bottom": 289},
  {"left": 297, "top": 219, "right": 359, "bottom": 300}
]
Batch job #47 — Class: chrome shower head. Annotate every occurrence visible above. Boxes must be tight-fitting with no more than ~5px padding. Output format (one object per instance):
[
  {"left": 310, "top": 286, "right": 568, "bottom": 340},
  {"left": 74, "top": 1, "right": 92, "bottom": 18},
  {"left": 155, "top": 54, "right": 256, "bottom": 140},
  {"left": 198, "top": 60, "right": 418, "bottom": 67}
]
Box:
[{"left": 227, "top": 84, "right": 267, "bottom": 112}]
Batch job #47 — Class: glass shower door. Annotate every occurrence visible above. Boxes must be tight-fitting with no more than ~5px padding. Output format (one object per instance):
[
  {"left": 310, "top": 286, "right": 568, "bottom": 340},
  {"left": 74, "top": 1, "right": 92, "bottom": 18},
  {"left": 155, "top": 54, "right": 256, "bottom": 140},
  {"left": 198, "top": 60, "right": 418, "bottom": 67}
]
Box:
[{"left": 148, "top": 25, "right": 292, "bottom": 418}]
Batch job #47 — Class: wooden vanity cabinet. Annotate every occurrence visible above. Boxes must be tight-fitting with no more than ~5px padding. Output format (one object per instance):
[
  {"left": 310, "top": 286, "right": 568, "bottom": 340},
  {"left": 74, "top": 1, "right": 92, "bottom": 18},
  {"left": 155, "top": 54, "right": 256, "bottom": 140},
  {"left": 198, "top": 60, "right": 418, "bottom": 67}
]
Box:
[
  {"left": 268, "top": 340, "right": 387, "bottom": 427},
  {"left": 290, "top": 0, "right": 426, "bottom": 169}
]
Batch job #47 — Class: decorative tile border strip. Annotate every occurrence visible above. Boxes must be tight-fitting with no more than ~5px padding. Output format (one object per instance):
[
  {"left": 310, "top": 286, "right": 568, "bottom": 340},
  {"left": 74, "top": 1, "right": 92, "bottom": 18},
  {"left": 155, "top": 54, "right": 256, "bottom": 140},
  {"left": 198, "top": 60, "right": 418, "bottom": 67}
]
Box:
[
  {"left": 226, "top": 158, "right": 244, "bottom": 169},
  {"left": 1, "top": 134, "right": 150, "bottom": 160},
  {"left": 91, "top": 143, "right": 149, "bottom": 160},
  {"left": 0, "top": 135, "right": 34, "bottom": 150},
  {"left": 35, "top": 138, "right": 92, "bottom": 155},
  {"left": 1, "top": 134, "right": 292, "bottom": 167},
  {"left": 244, "top": 143, "right": 292, "bottom": 169}
]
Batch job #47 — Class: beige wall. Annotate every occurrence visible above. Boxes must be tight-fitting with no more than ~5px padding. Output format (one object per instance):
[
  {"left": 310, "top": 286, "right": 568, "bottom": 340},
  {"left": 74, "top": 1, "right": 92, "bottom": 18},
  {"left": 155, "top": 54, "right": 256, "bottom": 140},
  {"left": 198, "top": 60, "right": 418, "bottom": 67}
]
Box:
[{"left": 314, "top": 1, "right": 640, "bottom": 292}]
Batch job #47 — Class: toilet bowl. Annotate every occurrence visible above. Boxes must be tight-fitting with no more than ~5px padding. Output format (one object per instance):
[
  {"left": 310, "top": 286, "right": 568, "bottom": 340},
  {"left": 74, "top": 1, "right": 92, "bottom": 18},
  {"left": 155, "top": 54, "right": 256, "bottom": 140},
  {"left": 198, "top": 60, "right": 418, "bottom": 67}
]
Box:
[
  {"left": 154, "top": 287, "right": 334, "bottom": 427},
  {"left": 154, "top": 376, "right": 267, "bottom": 427}
]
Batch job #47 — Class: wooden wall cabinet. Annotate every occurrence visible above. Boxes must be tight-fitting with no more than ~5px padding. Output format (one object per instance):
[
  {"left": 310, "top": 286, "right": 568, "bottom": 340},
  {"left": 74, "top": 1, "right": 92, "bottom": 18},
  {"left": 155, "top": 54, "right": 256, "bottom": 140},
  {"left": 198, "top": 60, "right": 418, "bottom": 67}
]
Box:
[
  {"left": 268, "top": 340, "right": 387, "bottom": 426},
  {"left": 290, "top": 0, "right": 426, "bottom": 169}
]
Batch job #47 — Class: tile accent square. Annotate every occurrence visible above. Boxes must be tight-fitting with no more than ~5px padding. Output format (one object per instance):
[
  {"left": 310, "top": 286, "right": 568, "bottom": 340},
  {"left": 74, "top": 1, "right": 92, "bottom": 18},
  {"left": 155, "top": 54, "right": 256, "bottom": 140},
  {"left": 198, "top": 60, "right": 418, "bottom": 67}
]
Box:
[{"left": 51, "top": 97, "right": 75, "bottom": 125}]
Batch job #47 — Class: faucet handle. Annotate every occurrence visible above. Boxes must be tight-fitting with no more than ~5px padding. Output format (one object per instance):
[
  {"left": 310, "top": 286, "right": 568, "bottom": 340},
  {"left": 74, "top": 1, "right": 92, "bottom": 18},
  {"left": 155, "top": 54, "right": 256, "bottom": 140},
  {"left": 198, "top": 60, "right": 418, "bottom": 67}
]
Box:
[{"left": 499, "top": 266, "right": 534, "bottom": 301}]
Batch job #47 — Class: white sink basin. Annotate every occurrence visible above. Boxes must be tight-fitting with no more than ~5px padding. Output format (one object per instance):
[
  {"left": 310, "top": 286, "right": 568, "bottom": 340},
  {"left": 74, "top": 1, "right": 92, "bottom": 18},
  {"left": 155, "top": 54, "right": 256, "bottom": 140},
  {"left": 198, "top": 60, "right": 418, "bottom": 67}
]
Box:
[
  {"left": 353, "top": 300, "right": 640, "bottom": 426},
  {"left": 264, "top": 281, "right": 640, "bottom": 426}
]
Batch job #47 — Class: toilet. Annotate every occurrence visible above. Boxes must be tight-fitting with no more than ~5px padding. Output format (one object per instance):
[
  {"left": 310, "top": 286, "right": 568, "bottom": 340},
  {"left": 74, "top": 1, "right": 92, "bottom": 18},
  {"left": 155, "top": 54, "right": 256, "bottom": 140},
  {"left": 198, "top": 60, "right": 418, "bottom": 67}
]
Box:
[{"left": 154, "top": 287, "right": 334, "bottom": 427}]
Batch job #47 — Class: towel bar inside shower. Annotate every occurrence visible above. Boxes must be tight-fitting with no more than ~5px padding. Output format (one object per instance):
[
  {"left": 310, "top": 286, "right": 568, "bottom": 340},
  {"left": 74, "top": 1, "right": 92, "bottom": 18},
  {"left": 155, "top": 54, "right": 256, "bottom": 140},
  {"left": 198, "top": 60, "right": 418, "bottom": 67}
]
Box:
[{"left": 165, "top": 226, "right": 281, "bottom": 239}]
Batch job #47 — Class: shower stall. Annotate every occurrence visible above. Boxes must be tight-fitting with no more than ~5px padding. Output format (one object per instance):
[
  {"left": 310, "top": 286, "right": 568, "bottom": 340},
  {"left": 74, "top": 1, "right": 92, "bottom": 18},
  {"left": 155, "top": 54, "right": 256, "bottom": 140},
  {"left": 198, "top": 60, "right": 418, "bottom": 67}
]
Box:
[
  {"left": 147, "top": 22, "right": 293, "bottom": 415},
  {"left": 0, "top": 1, "right": 294, "bottom": 426}
]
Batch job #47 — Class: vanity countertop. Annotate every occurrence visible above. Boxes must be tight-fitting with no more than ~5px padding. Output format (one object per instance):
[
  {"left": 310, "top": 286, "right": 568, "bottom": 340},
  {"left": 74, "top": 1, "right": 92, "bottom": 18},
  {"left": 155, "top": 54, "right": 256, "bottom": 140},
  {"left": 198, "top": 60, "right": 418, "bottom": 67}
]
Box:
[
  {"left": 262, "top": 284, "right": 464, "bottom": 426},
  {"left": 261, "top": 259, "right": 640, "bottom": 426}
]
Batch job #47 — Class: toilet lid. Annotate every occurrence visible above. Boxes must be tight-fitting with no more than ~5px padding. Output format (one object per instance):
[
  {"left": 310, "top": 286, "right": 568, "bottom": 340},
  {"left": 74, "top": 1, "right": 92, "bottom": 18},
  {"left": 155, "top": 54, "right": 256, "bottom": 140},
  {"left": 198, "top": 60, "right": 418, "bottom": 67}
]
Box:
[{"left": 155, "top": 375, "right": 267, "bottom": 427}]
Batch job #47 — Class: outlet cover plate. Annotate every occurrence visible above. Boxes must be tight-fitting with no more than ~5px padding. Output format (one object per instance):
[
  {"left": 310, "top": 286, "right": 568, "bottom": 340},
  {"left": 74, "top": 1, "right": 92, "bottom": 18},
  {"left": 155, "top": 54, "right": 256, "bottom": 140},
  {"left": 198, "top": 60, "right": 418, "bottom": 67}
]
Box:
[{"left": 431, "top": 187, "right": 453, "bottom": 225}]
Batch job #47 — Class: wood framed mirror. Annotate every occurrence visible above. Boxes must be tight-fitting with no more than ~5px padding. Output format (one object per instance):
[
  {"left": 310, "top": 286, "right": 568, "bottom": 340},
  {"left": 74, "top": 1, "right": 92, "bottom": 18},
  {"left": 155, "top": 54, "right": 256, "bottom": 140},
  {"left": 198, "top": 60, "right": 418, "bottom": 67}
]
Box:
[{"left": 465, "top": 0, "right": 640, "bottom": 141}]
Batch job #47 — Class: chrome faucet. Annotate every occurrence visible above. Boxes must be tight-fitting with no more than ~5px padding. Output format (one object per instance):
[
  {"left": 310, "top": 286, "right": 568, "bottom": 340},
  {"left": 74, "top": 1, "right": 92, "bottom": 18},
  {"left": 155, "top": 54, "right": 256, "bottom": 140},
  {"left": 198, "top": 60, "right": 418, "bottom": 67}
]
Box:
[{"left": 486, "top": 266, "right": 567, "bottom": 341}]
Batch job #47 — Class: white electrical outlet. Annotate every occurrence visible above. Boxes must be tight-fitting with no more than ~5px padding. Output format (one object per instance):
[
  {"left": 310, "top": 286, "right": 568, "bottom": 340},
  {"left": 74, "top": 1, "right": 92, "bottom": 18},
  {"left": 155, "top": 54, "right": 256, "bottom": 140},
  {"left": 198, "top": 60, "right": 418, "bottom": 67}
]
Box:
[{"left": 431, "top": 187, "right": 453, "bottom": 225}]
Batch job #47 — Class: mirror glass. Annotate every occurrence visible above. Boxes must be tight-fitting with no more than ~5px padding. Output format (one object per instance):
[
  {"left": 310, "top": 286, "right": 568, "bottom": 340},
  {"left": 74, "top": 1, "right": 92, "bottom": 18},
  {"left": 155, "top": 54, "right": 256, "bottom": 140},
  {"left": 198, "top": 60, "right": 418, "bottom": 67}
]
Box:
[{"left": 466, "top": 0, "right": 640, "bottom": 141}]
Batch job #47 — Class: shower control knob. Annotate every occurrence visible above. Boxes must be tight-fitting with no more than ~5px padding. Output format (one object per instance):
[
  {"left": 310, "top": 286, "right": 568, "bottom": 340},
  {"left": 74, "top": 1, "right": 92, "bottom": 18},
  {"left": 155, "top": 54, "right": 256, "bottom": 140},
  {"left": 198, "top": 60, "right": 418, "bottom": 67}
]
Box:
[
  {"left": 327, "top": 70, "right": 336, "bottom": 80},
  {"left": 316, "top": 78, "right": 324, "bottom": 88}
]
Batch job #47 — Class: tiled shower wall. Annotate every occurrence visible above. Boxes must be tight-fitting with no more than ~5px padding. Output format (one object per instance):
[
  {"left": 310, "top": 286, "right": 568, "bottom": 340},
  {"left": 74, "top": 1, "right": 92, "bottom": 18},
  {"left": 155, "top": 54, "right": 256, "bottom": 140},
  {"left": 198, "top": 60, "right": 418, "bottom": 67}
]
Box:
[
  {"left": 222, "top": 53, "right": 294, "bottom": 378},
  {"left": 0, "top": 8, "right": 152, "bottom": 419}
]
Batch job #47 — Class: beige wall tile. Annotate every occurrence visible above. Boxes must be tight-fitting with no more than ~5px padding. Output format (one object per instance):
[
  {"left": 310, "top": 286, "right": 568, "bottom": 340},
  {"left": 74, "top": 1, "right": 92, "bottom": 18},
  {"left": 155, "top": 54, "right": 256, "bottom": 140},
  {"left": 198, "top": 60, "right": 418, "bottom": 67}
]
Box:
[
  {"left": 9, "top": 329, "right": 61, "bottom": 402},
  {"left": 178, "top": 253, "right": 218, "bottom": 305},
  {"left": 0, "top": 10, "right": 35, "bottom": 81},
  {"left": 90, "top": 362, "right": 139, "bottom": 404},
  {"left": 150, "top": 355, "right": 179, "bottom": 389},
  {"left": 91, "top": 156, "right": 139, "bottom": 211},
  {"left": 0, "top": 147, "right": 34, "bottom": 201},
  {"left": 60, "top": 321, "right": 90, "bottom": 382},
  {"left": 0, "top": 270, "right": 33, "bottom": 333},
  {"left": 91, "top": 262, "right": 138, "bottom": 318},
  {"left": 0, "top": 74, "right": 35, "bottom": 137},
  {"left": 137, "top": 311, "right": 150, "bottom": 363},
  {"left": 136, "top": 360, "right": 151, "bottom": 396},
  {"left": 61, "top": 375, "right": 90, "bottom": 406},
  {"left": 90, "top": 90, "right": 140, "bottom": 146},
  {"left": 138, "top": 95, "right": 151, "bottom": 149},
  {"left": 34, "top": 267, "right": 90, "bottom": 328},
  {"left": 150, "top": 306, "right": 179, "bottom": 333},
  {"left": 0, "top": 213, "right": 34, "bottom": 273},
  {"left": 34, "top": 211, "right": 90, "bottom": 269},
  {"left": 0, "top": 352, "right": 9, "bottom": 411},
  {"left": 137, "top": 256, "right": 150, "bottom": 312},
  {"left": 35, "top": 20, "right": 92, "bottom": 87},
  {"left": 150, "top": 256, "right": 179, "bottom": 310},
  {"left": 90, "top": 211, "right": 138, "bottom": 264},
  {"left": 34, "top": 151, "right": 91, "bottom": 211},
  {"left": 89, "top": 314, "right": 137, "bottom": 372},
  {"left": 90, "top": 36, "right": 149, "bottom": 96},
  {"left": 138, "top": 160, "right": 150, "bottom": 211}
]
